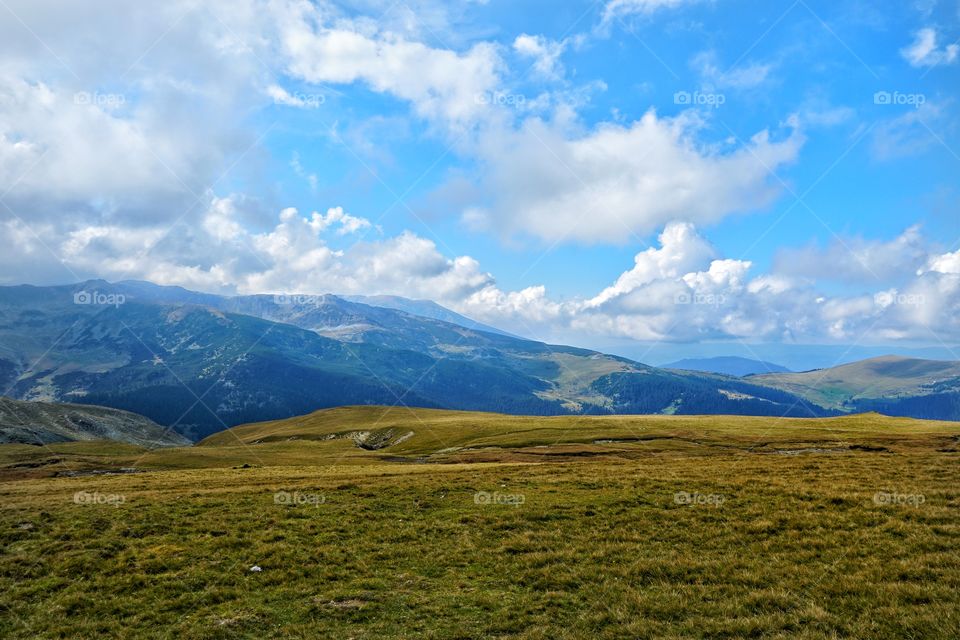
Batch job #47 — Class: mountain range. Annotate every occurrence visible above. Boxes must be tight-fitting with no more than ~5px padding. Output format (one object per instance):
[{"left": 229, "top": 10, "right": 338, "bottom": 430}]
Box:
[{"left": 0, "top": 280, "right": 839, "bottom": 440}]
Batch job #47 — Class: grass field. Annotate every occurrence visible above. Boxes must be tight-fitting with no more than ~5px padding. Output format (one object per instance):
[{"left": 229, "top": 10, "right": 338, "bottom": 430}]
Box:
[{"left": 2, "top": 407, "right": 959, "bottom": 638}]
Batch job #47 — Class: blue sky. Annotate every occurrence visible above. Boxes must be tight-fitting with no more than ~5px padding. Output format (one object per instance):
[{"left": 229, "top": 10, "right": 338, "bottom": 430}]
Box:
[
  {"left": 1, "top": 0, "right": 958, "bottom": 365},
  {"left": 254, "top": 0, "right": 960, "bottom": 298},
  {"left": 260, "top": 0, "right": 959, "bottom": 294}
]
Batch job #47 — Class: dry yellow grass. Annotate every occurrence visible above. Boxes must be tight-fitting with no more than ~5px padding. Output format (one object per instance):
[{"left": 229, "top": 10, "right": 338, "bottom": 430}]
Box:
[{"left": 2, "top": 407, "right": 959, "bottom": 638}]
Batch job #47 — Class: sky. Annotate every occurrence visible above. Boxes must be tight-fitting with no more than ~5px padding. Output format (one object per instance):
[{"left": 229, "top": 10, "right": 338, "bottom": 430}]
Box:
[{"left": 1, "top": 0, "right": 959, "bottom": 367}]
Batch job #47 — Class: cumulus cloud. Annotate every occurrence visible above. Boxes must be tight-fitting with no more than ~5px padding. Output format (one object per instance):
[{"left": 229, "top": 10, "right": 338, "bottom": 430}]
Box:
[
  {"left": 466, "top": 110, "right": 803, "bottom": 244},
  {"left": 469, "top": 222, "right": 960, "bottom": 346},
  {"left": 586, "top": 222, "right": 715, "bottom": 307},
  {"left": 274, "top": 1, "right": 503, "bottom": 133},
  {"left": 52, "top": 195, "right": 494, "bottom": 303},
  {"left": 901, "top": 27, "right": 959, "bottom": 67},
  {"left": 0, "top": 0, "right": 510, "bottom": 242},
  {"left": 0, "top": 0, "right": 291, "bottom": 287},
  {"left": 564, "top": 223, "right": 960, "bottom": 345}
]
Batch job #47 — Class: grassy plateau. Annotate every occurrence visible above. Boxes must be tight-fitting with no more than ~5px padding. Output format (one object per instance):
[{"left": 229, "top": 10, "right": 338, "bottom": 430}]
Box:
[{"left": 2, "top": 407, "right": 959, "bottom": 638}]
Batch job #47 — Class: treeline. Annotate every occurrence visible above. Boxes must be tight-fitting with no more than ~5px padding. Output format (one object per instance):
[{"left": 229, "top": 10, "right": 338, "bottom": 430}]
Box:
[
  {"left": 852, "top": 393, "right": 960, "bottom": 421},
  {"left": 591, "top": 372, "right": 835, "bottom": 418}
]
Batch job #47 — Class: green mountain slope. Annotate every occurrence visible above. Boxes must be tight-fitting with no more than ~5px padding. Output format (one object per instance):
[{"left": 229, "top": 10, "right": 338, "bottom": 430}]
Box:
[
  {"left": 0, "top": 397, "right": 188, "bottom": 446},
  {"left": 750, "top": 355, "right": 960, "bottom": 419}
]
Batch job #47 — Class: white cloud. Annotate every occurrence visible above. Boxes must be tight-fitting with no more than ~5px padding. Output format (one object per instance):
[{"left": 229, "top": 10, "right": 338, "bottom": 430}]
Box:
[
  {"left": 303, "top": 206, "right": 373, "bottom": 236},
  {"left": 602, "top": 0, "right": 704, "bottom": 25},
  {"left": 0, "top": 0, "right": 278, "bottom": 237},
  {"left": 54, "top": 196, "right": 495, "bottom": 304},
  {"left": 586, "top": 222, "right": 715, "bottom": 307},
  {"left": 462, "top": 285, "right": 563, "bottom": 326},
  {"left": 203, "top": 197, "right": 247, "bottom": 243},
  {"left": 467, "top": 109, "right": 803, "bottom": 244},
  {"left": 872, "top": 101, "right": 951, "bottom": 161},
  {"left": 0, "top": 76, "right": 218, "bottom": 224},
  {"left": 274, "top": 1, "right": 503, "bottom": 132},
  {"left": 774, "top": 225, "right": 929, "bottom": 283},
  {"left": 290, "top": 152, "right": 319, "bottom": 191},
  {"left": 924, "top": 249, "right": 960, "bottom": 274},
  {"left": 0, "top": 0, "right": 509, "bottom": 242},
  {"left": 513, "top": 34, "right": 567, "bottom": 79},
  {"left": 692, "top": 51, "right": 773, "bottom": 90},
  {"left": 901, "top": 27, "right": 959, "bottom": 67},
  {"left": 562, "top": 223, "right": 960, "bottom": 345},
  {"left": 0, "top": 0, "right": 806, "bottom": 270},
  {"left": 10, "top": 193, "right": 960, "bottom": 345}
]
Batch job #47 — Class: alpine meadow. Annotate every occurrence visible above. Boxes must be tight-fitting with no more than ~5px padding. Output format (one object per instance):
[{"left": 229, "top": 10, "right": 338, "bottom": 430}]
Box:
[{"left": 1, "top": 1, "right": 959, "bottom": 638}]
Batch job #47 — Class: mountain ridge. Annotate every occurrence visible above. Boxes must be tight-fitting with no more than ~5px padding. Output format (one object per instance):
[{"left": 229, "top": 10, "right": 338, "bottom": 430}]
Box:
[{"left": 341, "top": 294, "right": 517, "bottom": 338}]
